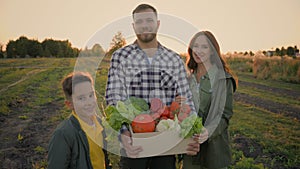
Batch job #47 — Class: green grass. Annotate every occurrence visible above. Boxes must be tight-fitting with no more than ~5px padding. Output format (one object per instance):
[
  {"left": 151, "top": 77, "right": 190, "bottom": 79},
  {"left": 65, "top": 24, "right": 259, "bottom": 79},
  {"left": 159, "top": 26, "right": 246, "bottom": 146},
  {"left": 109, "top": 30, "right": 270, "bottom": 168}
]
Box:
[
  {"left": 0, "top": 59, "right": 75, "bottom": 116},
  {"left": 230, "top": 102, "right": 300, "bottom": 168},
  {"left": 237, "top": 72, "right": 300, "bottom": 92},
  {"left": 237, "top": 85, "right": 300, "bottom": 107}
]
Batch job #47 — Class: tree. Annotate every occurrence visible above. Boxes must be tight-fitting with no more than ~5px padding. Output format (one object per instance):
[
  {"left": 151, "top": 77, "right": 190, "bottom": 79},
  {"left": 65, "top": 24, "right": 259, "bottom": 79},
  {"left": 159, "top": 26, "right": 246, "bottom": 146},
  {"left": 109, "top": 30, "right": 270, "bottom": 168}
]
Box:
[
  {"left": 42, "top": 39, "right": 59, "bottom": 57},
  {"left": 262, "top": 51, "right": 267, "bottom": 56},
  {"left": 106, "top": 31, "right": 126, "bottom": 56},
  {"left": 249, "top": 51, "right": 254, "bottom": 56},
  {"left": 5, "top": 35, "right": 79, "bottom": 58},
  {"left": 15, "top": 36, "right": 30, "bottom": 58},
  {"left": 0, "top": 43, "right": 4, "bottom": 58},
  {"left": 275, "top": 48, "right": 280, "bottom": 56},
  {"left": 294, "top": 46, "right": 299, "bottom": 56},
  {"left": 280, "top": 46, "right": 286, "bottom": 56},
  {"left": 91, "top": 44, "right": 105, "bottom": 57},
  {"left": 286, "top": 46, "right": 295, "bottom": 57},
  {"left": 6, "top": 40, "right": 17, "bottom": 58},
  {"left": 27, "top": 39, "right": 42, "bottom": 58}
]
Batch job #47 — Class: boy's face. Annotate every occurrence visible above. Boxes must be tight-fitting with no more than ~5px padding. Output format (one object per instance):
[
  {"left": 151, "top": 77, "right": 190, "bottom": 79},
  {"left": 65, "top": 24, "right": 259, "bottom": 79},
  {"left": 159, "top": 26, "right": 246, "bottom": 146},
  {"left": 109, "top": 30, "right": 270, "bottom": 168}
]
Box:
[{"left": 71, "top": 81, "right": 97, "bottom": 120}]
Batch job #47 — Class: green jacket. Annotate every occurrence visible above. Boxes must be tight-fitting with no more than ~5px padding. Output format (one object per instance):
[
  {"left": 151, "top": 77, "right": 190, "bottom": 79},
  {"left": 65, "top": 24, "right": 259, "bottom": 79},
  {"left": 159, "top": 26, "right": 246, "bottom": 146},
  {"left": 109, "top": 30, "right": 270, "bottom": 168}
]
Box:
[
  {"left": 47, "top": 115, "right": 111, "bottom": 169},
  {"left": 187, "top": 67, "right": 237, "bottom": 169}
]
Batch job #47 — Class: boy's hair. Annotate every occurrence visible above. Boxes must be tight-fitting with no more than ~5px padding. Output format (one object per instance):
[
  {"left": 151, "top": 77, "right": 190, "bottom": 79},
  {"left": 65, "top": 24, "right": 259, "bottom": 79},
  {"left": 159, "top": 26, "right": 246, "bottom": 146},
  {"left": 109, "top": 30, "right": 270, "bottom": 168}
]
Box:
[
  {"left": 132, "top": 3, "right": 157, "bottom": 17},
  {"left": 61, "top": 72, "right": 94, "bottom": 100}
]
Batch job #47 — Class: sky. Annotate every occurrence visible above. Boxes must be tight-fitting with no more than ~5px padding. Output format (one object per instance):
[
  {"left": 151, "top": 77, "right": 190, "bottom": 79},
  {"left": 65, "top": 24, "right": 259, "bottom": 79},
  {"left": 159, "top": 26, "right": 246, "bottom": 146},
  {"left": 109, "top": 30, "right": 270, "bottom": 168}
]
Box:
[{"left": 1, "top": 0, "right": 299, "bottom": 53}]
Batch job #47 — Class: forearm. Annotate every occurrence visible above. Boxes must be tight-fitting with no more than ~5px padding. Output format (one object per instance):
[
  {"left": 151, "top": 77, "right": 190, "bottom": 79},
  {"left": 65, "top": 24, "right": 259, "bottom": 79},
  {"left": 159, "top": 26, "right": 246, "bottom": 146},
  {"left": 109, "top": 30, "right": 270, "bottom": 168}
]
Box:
[
  {"left": 177, "top": 63, "right": 196, "bottom": 115},
  {"left": 208, "top": 79, "right": 234, "bottom": 140}
]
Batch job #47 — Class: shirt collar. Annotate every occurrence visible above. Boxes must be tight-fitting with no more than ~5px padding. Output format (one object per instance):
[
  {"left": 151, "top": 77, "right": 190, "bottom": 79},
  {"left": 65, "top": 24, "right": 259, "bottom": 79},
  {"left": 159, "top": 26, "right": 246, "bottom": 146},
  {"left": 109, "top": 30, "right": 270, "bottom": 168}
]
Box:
[{"left": 133, "top": 40, "right": 163, "bottom": 52}]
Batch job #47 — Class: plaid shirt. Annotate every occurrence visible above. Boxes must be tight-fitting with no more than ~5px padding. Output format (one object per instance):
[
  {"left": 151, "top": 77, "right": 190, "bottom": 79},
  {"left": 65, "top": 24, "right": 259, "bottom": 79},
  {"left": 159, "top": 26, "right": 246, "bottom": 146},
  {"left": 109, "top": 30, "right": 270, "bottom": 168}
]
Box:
[{"left": 105, "top": 42, "right": 196, "bottom": 114}]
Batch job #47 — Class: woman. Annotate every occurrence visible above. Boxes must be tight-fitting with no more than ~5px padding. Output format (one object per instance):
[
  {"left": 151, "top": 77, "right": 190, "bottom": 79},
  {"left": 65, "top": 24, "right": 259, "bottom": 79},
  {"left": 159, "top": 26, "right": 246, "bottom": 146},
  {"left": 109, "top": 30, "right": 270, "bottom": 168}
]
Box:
[{"left": 180, "top": 31, "right": 237, "bottom": 169}]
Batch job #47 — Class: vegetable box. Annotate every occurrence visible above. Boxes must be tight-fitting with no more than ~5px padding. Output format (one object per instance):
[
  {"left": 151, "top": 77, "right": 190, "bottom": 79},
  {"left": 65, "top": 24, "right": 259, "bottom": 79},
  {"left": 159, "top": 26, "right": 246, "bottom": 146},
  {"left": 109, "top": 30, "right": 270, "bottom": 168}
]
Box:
[{"left": 130, "top": 128, "right": 194, "bottom": 158}]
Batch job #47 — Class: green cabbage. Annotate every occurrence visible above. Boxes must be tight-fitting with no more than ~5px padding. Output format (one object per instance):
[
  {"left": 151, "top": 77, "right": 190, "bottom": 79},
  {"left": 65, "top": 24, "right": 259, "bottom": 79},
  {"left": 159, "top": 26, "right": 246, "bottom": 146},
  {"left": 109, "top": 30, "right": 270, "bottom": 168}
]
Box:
[
  {"left": 125, "top": 97, "right": 149, "bottom": 112},
  {"left": 180, "top": 114, "right": 203, "bottom": 138}
]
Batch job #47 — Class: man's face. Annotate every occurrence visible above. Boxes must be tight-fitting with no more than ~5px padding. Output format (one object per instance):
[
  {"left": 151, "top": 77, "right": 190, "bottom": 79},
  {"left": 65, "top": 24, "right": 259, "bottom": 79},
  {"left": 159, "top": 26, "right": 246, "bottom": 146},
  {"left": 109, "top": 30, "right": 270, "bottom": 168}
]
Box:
[
  {"left": 133, "top": 9, "right": 159, "bottom": 43},
  {"left": 71, "top": 81, "right": 97, "bottom": 120}
]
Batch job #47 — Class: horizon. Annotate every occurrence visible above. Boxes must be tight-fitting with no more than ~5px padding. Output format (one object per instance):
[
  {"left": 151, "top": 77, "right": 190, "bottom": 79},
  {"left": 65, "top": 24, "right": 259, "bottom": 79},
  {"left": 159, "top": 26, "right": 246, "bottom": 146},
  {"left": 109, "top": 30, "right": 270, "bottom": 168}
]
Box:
[{"left": 2, "top": 34, "right": 298, "bottom": 55}]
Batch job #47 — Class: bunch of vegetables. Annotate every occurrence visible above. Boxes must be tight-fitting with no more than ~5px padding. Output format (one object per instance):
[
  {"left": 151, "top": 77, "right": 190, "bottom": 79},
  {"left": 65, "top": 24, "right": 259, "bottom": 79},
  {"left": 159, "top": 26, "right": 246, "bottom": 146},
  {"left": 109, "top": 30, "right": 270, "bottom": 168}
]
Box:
[
  {"left": 149, "top": 98, "right": 191, "bottom": 122},
  {"left": 105, "top": 97, "right": 203, "bottom": 138},
  {"left": 105, "top": 97, "right": 149, "bottom": 131}
]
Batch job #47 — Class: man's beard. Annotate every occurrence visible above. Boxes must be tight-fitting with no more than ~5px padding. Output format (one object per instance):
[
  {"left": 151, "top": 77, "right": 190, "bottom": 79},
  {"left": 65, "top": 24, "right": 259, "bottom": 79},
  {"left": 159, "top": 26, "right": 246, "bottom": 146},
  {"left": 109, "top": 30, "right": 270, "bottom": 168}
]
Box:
[{"left": 136, "top": 33, "right": 157, "bottom": 43}]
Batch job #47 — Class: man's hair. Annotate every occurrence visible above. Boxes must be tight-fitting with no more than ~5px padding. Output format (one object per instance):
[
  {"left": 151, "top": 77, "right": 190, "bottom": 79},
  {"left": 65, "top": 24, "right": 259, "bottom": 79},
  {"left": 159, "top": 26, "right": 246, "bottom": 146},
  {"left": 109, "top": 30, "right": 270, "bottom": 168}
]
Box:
[
  {"left": 61, "top": 72, "right": 94, "bottom": 100},
  {"left": 132, "top": 3, "right": 157, "bottom": 17}
]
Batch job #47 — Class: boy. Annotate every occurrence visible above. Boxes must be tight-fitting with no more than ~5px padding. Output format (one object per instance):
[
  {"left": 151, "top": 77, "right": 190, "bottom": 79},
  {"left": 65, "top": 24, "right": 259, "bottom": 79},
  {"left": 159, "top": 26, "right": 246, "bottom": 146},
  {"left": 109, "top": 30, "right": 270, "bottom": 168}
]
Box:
[{"left": 48, "top": 72, "right": 111, "bottom": 169}]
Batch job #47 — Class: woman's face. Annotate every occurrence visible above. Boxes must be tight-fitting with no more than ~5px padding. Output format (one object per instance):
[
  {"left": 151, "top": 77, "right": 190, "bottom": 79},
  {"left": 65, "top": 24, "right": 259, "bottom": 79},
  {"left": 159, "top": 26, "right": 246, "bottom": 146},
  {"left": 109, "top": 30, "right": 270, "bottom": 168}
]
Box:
[{"left": 191, "top": 35, "right": 212, "bottom": 64}]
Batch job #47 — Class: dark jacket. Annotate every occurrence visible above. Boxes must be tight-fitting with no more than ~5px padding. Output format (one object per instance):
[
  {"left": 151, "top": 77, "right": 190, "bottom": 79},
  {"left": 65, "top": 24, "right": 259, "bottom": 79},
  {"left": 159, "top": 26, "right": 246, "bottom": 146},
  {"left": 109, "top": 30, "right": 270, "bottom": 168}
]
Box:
[
  {"left": 188, "top": 68, "right": 237, "bottom": 168},
  {"left": 47, "top": 115, "right": 111, "bottom": 169}
]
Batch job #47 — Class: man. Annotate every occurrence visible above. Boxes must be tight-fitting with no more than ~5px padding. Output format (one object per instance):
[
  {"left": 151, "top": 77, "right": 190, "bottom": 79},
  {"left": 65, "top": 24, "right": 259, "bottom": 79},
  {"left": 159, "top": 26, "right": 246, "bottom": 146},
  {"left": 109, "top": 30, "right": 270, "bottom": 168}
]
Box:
[{"left": 105, "top": 3, "right": 199, "bottom": 169}]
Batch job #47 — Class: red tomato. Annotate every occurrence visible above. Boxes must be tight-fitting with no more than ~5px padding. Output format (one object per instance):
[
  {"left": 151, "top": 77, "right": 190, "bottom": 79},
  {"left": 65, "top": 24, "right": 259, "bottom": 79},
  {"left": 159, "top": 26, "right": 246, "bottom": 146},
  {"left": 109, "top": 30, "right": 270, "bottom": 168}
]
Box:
[
  {"left": 169, "top": 112, "right": 175, "bottom": 120},
  {"left": 150, "top": 112, "right": 161, "bottom": 120},
  {"left": 131, "top": 114, "right": 155, "bottom": 133},
  {"left": 178, "top": 112, "right": 188, "bottom": 122},
  {"left": 170, "top": 101, "right": 180, "bottom": 114},
  {"left": 150, "top": 98, "right": 164, "bottom": 113},
  {"left": 181, "top": 104, "right": 191, "bottom": 115},
  {"left": 161, "top": 106, "right": 170, "bottom": 117}
]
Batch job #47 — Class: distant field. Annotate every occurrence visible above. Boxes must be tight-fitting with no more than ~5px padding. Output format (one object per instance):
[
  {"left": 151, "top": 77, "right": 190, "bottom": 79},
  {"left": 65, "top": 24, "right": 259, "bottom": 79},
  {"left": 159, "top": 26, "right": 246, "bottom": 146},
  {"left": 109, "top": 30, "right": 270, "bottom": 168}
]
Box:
[{"left": 0, "top": 57, "right": 299, "bottom": 169}]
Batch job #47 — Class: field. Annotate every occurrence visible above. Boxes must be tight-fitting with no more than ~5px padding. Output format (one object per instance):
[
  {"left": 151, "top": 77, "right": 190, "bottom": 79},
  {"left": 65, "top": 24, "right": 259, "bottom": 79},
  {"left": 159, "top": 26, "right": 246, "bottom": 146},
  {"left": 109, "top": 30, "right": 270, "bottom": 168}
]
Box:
[{"left": 0, "top": 57, "right": 299, "bottom": 169}]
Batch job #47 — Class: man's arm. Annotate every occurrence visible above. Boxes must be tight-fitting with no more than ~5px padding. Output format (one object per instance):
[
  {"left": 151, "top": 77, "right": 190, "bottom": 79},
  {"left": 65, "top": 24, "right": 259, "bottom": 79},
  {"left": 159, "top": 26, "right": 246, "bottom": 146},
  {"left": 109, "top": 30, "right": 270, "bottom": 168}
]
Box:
[
  {"left": 105, "top": 50, "right": 127, "bottom": 106},
  {"left": 176, "top": 59, "right": 197, "bottom": 115}
]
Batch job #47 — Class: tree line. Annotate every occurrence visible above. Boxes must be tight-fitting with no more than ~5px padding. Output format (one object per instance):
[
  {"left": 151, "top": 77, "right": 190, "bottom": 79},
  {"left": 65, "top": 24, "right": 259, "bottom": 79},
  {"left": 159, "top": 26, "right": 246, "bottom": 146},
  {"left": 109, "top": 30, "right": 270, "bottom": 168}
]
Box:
[
  {"left": 0, "top": 34, "right": 298, "bottom": 58},
  {"left": 0, "top": 36, "right": 110, "bottom": 58},
  {"left": 242, "top": 46, "right": 299, "bottom": 58},
  {"left": 0, "top": 36, "right": 79, "bottom": 58}
]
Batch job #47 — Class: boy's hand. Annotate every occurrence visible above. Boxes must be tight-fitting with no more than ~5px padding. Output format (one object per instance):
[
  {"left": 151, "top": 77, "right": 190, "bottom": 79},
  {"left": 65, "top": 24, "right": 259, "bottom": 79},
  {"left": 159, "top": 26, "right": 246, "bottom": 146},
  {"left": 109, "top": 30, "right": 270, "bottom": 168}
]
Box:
[{"left": 120, "top": 130, "right": 143, "bottom": 158}]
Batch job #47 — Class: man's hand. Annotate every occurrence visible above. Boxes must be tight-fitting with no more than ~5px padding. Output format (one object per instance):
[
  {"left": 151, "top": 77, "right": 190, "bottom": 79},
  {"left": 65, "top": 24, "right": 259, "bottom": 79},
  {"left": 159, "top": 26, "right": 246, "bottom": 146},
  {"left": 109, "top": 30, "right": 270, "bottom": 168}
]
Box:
[
  {"left": 120, "top": 130, "right": 143, "bottom": 158},
  {"left": 175, "top": 96, "right": 187, "bottom": 104}
]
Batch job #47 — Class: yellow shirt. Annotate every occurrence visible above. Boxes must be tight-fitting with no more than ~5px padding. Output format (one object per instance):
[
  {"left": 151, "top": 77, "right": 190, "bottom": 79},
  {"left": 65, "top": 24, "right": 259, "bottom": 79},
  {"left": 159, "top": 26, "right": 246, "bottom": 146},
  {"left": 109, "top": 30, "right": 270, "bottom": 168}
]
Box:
[{"left": 73, "top": 112, "right": 106, "bottom": 169}]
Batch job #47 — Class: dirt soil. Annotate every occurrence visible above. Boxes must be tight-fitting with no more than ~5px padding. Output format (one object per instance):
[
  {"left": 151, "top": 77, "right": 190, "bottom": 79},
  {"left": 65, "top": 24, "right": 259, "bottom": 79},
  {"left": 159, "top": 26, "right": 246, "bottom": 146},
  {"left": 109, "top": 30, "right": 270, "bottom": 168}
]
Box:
[
  {"left": 235, "top": 80, "right": 300, "bottom": 120},
  {"left": 0, "top": 93, "right": 63, "bottom": 168},
  {"left": 0, "top": 76, "right": 299, "bottom": 169}
]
